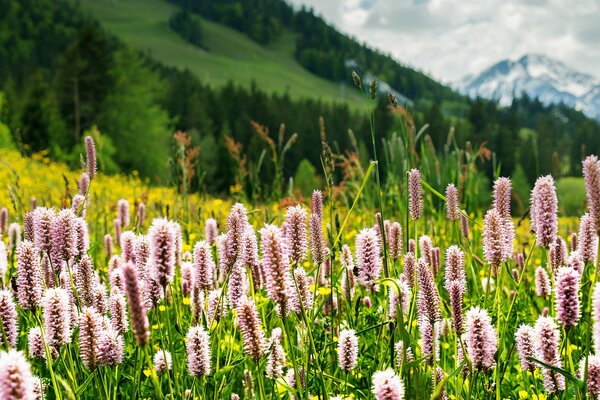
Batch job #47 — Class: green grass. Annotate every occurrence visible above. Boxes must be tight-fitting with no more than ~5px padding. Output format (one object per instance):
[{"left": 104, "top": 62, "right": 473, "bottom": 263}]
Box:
[{"left": 79, "top": 0, "right": 363, "bottom": 106}]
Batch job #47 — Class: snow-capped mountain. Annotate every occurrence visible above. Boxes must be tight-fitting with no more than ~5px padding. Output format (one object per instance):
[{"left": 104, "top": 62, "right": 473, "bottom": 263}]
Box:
[{"left": 458, "top": 54, "right": 600, "bottom": 120}]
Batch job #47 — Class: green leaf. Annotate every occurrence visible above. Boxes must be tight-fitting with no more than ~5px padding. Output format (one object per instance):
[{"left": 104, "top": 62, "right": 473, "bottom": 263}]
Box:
[
  {"left": 58, "top": 375, "right": 77, "bottom": 400},
  {"left": 527, "top": 356, "right": 584, "bottom": 388}
]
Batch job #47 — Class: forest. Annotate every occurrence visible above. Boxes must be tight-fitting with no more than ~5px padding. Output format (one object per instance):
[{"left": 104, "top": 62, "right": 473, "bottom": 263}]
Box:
[{"left": 0, "top": 0, "right": 599, "bottom": 196}]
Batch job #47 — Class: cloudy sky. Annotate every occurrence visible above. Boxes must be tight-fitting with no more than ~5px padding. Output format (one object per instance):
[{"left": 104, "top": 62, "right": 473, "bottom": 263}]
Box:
[{"left": 287, "top": 0, "right": 600, "bottom": 84}]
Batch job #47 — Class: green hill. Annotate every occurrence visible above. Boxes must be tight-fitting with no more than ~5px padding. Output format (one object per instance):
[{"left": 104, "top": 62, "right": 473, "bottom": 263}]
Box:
[{"left": 79, "top": 0, "right": 363, "bottom": 105}]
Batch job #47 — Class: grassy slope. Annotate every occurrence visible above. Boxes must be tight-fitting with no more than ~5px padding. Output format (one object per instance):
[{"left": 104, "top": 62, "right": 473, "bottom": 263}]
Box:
[{"left": 79, "top": 0, "right": 363, "bottom": 106}]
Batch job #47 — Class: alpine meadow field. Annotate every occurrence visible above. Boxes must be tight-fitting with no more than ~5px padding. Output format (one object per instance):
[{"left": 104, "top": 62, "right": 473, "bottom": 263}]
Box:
[
  {"left": 0, "top": 83, "right": 600, "bottom": 400},
  {"left": 2, "top": 1, "right": 600, "bottom": 399}
]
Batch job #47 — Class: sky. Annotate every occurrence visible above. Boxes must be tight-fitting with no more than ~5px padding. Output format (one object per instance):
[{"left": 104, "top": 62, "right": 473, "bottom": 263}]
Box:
[{"left": 287, "top": 0, "right": 600, "bottom": 84}]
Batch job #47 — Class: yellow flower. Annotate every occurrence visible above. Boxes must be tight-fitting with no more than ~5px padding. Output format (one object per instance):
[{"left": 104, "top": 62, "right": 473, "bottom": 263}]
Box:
[
  {"left": 183, "top": 297, "right": 191, "bottom": 305},
  {"left": 159, "top": 305, "right": 166, "bottom": 312},
  {"left": 519, "top": 391, "right": 528, "bottom": 399}
]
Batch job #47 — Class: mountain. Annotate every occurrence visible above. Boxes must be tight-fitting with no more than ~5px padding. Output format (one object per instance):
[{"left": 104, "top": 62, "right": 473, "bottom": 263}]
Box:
[{"left": 459, "top": 54, "right": 600, "bottom": 120}]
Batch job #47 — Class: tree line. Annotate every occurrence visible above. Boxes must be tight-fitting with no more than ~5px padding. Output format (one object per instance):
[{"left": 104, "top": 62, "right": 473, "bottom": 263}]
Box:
[{"left": 0, "top": 0, "right": 599, "bottom": 197}]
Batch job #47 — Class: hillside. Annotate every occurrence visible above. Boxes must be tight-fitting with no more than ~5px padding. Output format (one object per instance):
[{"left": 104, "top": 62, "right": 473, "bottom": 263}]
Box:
[{"left": 79, "top": 0, "right": 363, "bottom": 105}]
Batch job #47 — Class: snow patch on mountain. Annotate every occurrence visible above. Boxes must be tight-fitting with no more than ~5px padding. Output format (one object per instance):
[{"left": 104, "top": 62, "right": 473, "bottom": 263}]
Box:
[{"left": 458, "top": 54, "right": 600, "bottom": 120}]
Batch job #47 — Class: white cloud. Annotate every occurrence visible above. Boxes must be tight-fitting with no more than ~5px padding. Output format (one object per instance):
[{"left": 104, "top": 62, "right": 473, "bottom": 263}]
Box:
[{"left": 287, "top": 0, "right": 600, "bottom": 83}]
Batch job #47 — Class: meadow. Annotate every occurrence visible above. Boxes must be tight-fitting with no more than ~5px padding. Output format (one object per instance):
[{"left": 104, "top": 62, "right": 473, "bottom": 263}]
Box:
[{"left": 0, "top": 115, "right": 597, "bottom": 400}]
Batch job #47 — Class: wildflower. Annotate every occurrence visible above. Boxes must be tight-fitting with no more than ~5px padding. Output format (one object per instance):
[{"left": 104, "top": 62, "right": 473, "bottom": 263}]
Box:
[
  {"left": 122, "top": 262, "right": 149, "bottom": 345},
  {"left": 417, "top": 258, "right": 440, "bottom": 323},
  {"left": 134, "top": 235, "right": 150, "bottom": 271},
  {"left": 193, "top": 241, "right": 215, "bottom": 292},
  {"left": 186, "top": 325, "right": 211, "bottom": 377},
  {"left": 402, "top": 252, "right": 416, "bottom": 289},
  {"left": 389, "top": 278, "right": 410, "bottom": 320},
  {"left": 432, "top": 367, "right": 446, "bottom": 400},
  {"left": 8, "top": 223, "right": 21, "bottom": 251},
  {"left": 97, "top": 328, "right": 124, "bottom": 367},
  {"left": 51, "top": 209, "right": 77, "bottom": 266},
  {"left": 0, "top": 208, "right": 7, "bottom": 235},
  {"left": 535, "top": 267, "right": 552, "bottom": 297},
  {"left": 419, "top": 235, "right": 433, "bottom": 267},
  {"left": 293, "top": 267, "right": 314, "bottom": 314},
  {"left": 340, "top": 245, "right": 355, "bottom": 300},
  {"left": 465, "top": 307, "right": 497, "bottom": 371},
  {"left": 285, "top": 205, "right": 308, "bottom": 264},
  {"left": 75, "top": 256, "right": 96, "bottom": 307},
  {"left": 579, "top": 213, "right": 598, "bottom": 264},
  {"left": 444, "top": 245, "right": 466, "bottom": 290},
  {"left": 23, "top": 212, "right": 34, "bottom": 242},
  {"left": 555, "top": 267, "right": 580, "bottom": 329},
  {"left": 583, "top": 355, "right": 600, "bottom": 398},
  {"left": 447, "top": 281, "right": 465, "bottom": 334},
  {"left": 394, "top": 340, "right": 414, "bottom": 369},
  {"left": 154, "top": 350, "right": 172, "bottom": 373},
  {"left": 0, "top": 350, "right": 36, "bottom": 400},
  {"left": 74, "top": 217, "right": 89, "bottom": 257},
  {"left": 493, "top": 177, "right": 512, "bottom": 219},
  {"left": 310, "top": 191, "right": 327, "bottom": 265},
  {"left": 356, "top": 228, "right": 382, "bottom": 291},
  {"left": 583, "top": 155, "right": 600, "bottom": 232},
  {"left": 418, "top": 317, "right": 440, "bottom": 364},
  {"left": 460, "top": 214, "right": 470, "bottom": 239},
  {"left": 244, "top": 227, "right": 262, "bottom": 290},
  {"left": 483, "top": 208, "right": 508, "bottom": 275},
  {"left": 181, "top": 261, "right": 194, "bottom": 298},
  {"left": 571, "top": 232, "right": 578, "bottom": 252},
  {"left": 286, "top": 367, "right": 305, "bottom": 400},
  {"left": 237, "top": 297, "right": 267, "bottom": 362},
  {"left": 109, "top": 289, "right": 128, "bottom": 335},
  {"left": 137, "top": 202, "right": 146, "bottom": 227},
  {"left": 266, "top": 328, "right": 286, "bottom": 379},
  {"left": 33, "top": 207, "right": 54, "bottom": 255},
  {"left": 261, "top": 224, "right": 296, "bottom": 315},
  {"left": 228, "top": 261, "right": 247, "bottom": 309},
  {"left": 79, "top": 307, "right": 102, "bottom": 369},
  {"left": 531, "top": 176, "right": 558, "bottom": 248},
  {"left": 120, "top": 231, "right": 136, "bottom": 264},
  {"left": 113, "top": 219, "right": 121, "bottom": 249},
  {"left": 17, "top": 240, "right": 42, "bottom": 310},
  {"left": 0, "top": 290, "right": 18, "bottom": 348},
  {"left": 386, "top": 222, "right": 403, "bottom": 260},
  {"left": 224, "top": 203, "right": 248, "bottom": 272},
  {"left": 446, "top": 183, "right": 459, "bottom": 221},
  {"left": 27, "top": 327, "right": 44, "bottom": 360},
  {"left": 372, "top": 368, "right": 405, "bottom": 400},
  {"left": 42, "top": 288, "right": 71, "bottom": 348},
  {"left": 205, "top": 218, "right": 218, "bottom": 246},
  {"left": 568, "top": 252, "right": 584, "bottom": 275},
  {"left": 171, "top": 221, "right": 183, "bottom": 267},
  {"left": 79, "top": 172, "right": 90, "bottom": 195},
  {"left": 85, "top": 136, "right": 97, "bottom": 179},
  {"left": 72, "top": 194, "right": 86, "bottom": 218},
  {"left": 408, "top": 169, "right": 423, "bottom": 220},
  {"left": 535, "top": 316, "right": 564, "bottom": 393},
  {"left": 431, "top": 247, "right": 441, "bottom": 275},
  {"left": 149, "top": 218, "right": 176, "bottom": 287},
  {"left": 104, "top": 234, "right": 113, "bottom": 260},
  {"left": 338, "top": 329, "right": 359, "bottom": 372},
  {"left": 548, "top": 237, "right": 567, "bottom": 274},
  {"left": 207, "top": 289, "right": 227, "bottom": 323},
  {"left": 515, "top": 324, "right": 536, "bottom": 373}
]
